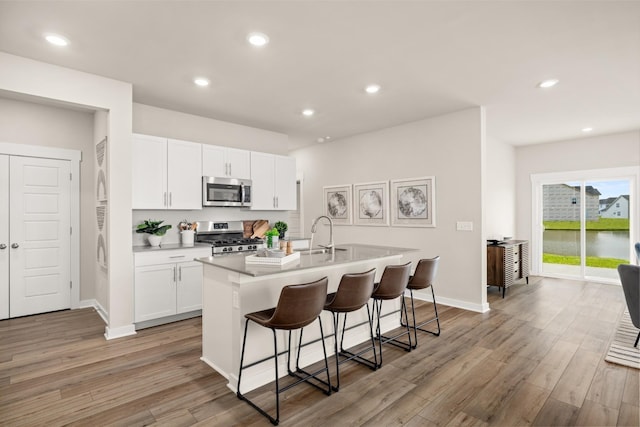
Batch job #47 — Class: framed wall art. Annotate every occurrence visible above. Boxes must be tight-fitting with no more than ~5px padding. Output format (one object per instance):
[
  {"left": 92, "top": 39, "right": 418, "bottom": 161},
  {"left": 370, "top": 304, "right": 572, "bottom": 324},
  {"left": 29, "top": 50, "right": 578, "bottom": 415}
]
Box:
[
  {"left": 323, "top": 184, "right": 352, "bottom": 225},
  {"left": 353, "top": 181, "right": 389, "bottom": 226},
  {"left": 390, "top": 176, "right": 436, "bottom": 227}
]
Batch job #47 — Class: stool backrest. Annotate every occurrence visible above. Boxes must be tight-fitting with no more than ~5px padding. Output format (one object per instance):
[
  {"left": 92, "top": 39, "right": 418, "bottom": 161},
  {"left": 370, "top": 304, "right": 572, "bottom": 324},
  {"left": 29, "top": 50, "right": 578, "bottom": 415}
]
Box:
[
  {"left": 269, "top": 277, "right": 329, "bottom": 330},
  {"left": 373, "top": 262, "right": 411, "bottom": 299},
  {"left": 326, "top": 268, "right": 376, "bottom": 312},
  {"left": 409, "top": 256, "right": 440, "bottom": 290}
]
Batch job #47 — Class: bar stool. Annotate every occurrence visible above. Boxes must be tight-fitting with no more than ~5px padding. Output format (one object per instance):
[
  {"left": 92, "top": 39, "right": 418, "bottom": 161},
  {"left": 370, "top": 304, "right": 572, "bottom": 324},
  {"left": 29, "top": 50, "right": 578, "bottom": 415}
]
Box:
[
  {"left": 236, "top": 277, "right": 332, "bottom": 425},
  {"left": 323, "top": 268, "right": 377, "bottom": 391},
  {"left": 370, "top": 262, "right": 412, "bottom": 368},
  {"left": 401, "top": 256, "right": 441, "bottom": 349}
]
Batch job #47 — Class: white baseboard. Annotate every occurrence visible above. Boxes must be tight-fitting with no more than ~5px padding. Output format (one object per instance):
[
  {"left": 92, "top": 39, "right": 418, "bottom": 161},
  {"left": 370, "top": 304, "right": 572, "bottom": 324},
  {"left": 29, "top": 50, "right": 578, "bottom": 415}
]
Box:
[
  {"left": 410, "top": 291, "right": 490, "bottom": 313},
  {"left": 104, "top": 324, "right": 137, "bottom": 340}
]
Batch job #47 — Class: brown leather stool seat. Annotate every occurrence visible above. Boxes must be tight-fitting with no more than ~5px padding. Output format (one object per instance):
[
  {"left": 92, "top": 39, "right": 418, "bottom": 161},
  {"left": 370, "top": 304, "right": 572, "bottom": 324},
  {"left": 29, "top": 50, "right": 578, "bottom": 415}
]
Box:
[
  {"left": 237, "top": 277, "right": 332, "bottom": 425},
  {"left": 401, "top": 256, "right": 441, "bottom": 349},
  {"left": 371, "top": 262, "right": 412, "bottom": 368},
  {"left": 323, "top": 268, "right": 377, "bottom": 391}
]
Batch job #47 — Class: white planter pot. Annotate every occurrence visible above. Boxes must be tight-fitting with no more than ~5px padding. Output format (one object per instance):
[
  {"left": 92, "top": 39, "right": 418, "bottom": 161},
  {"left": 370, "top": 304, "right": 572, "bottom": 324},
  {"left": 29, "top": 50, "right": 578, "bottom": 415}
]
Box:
[{"left": 148, "top": 234, "right": 162, "bottom": 247}]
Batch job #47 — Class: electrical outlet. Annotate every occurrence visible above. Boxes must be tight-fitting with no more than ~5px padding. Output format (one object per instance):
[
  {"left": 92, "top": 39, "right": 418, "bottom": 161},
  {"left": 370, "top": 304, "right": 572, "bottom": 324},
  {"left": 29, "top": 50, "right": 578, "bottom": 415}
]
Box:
[{"left": 456, "top": 221, "right": 473, "bottom": 231}]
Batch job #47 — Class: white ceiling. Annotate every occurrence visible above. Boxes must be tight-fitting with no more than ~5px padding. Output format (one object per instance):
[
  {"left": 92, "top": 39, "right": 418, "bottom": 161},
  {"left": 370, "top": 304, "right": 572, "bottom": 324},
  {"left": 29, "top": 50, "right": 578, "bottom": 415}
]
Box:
[{"left": 1, "top": 1, "right": 639, "bottom": 151}]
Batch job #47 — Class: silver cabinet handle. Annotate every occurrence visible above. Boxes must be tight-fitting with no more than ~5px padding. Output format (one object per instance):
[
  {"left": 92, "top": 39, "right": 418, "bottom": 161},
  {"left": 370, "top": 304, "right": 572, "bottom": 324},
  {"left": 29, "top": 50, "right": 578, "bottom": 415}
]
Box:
[
  {"left": 0, "top": 244, "right": 6, "bottom": 249},
  {"left": 229, "top": 163, "right": 232, "bottom": 176},
  {"left": 179, "top": 266, "right": 182, "bottom": 282},
  {"left": 169, "top": 192, "right": 172, "bottom": 207},
  {"left": 173, "top": 266, "right": 177, "bottom": 283},
  {"left": 164, "top": 192, "right": 167, "bottom": 207},
  {"left": 11, "top": 243, "right": 19, "bottom": 249}
]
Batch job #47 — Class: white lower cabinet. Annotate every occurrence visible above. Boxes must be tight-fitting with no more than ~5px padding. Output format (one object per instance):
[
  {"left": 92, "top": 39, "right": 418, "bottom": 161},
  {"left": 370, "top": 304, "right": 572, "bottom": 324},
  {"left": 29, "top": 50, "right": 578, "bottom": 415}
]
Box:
[{"left": 134, "top": 247, "right": 210, "bottom": 324}]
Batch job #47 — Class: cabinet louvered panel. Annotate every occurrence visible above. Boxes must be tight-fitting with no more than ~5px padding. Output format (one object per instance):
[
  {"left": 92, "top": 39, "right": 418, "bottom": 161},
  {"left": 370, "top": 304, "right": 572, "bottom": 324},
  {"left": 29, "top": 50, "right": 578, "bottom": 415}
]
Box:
[{"left": 487, "top": 240, "right": 529, "bottom": 297}]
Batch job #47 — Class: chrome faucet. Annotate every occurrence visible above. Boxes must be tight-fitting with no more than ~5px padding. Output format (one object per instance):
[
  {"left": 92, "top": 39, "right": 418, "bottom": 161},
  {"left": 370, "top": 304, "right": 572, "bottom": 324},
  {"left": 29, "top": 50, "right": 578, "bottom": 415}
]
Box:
[{"left": 310, "top": 215, "right": 334, "bottom": 250}]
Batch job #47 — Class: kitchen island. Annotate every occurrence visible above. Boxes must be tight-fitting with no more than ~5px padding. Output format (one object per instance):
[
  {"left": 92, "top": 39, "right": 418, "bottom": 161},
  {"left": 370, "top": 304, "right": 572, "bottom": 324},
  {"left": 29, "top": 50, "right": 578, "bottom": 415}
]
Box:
[{"left": 196, "top": 244, "right": 417, "bottom": 393}]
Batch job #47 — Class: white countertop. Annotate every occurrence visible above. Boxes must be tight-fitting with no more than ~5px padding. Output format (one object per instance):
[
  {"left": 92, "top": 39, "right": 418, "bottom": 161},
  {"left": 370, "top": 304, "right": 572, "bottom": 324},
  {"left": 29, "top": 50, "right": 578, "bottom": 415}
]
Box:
[{"left": 196, "top": 243, "right": 417, "bottom": 277}]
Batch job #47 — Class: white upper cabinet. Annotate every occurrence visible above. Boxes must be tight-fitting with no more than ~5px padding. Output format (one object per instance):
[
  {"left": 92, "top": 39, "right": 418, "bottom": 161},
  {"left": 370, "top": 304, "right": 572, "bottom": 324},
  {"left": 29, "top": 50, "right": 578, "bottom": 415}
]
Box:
[
  {"left": 250, "top": 152, "right": 297, "bottom": 211},
  {"left": 132, "top": 134, "right": 202, "bottom": 210},
  {"left": 202, "top": 144, "right": 251, "bottom": 179}
]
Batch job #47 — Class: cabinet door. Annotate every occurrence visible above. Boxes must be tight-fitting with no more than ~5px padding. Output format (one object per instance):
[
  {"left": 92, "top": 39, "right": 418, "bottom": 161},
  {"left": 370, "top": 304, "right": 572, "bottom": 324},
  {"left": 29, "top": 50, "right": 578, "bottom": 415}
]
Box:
[
  {"left": 134, "top": 264, "right": 176, "bottom": 322},
  {"left": 176, "top": 261, "right": 203, "bottom": 313},
  {"left": 167, "top": 139, "right": 202, "bottom": 210},
  {"left": 226, "top": 148, "right": 251, "bottom": 179},
  {"left": 274, "top": 155, "right": 297, "bottom": 211},
  {"left": 250, "top": 152, "right": 276, "bottom": 210},
  {"left": 0, "top": 155, "right": 7, "bottom": 320},
  {"left": 132, "top": 134, "right": 167, "bottom": 209},
  {"left": 202, "top": 144, "right": 227, "bottom": 177}
]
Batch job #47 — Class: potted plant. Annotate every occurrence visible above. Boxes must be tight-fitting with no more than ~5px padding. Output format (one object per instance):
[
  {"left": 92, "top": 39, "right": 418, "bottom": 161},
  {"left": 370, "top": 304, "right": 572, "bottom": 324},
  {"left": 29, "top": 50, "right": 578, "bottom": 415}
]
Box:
[
  {"left": 264, "top": 227, "right": 280, "bottom": 249},
  {"left": 136, "top": 219, "right": 172, "bottom": 247},
  {"left": 274, "top": 221, "right": 288, "bottom": 239}
]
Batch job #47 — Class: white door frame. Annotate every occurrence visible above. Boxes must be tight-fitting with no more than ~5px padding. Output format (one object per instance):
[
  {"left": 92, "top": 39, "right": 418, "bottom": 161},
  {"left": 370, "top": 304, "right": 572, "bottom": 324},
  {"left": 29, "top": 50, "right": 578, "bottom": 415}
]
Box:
[
  {"left": 531, "top": 166, "right": 640, "bottom": 281},
  {"left": 0, "top": 142, "right": 81, "bottom": 310}
]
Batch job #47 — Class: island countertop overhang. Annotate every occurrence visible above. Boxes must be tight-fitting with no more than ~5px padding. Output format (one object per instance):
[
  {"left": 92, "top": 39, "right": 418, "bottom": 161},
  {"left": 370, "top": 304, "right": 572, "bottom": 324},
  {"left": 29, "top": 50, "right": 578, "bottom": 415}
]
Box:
[{"left": 195, "top": 243, "right": 418, "bottom": 277}]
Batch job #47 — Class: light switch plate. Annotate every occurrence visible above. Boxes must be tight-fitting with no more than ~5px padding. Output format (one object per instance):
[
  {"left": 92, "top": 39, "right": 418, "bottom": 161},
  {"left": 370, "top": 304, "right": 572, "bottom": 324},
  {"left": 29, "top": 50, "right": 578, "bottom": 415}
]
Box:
[{"left": 456, "top": 221, "right": 473, "bottom": 231}]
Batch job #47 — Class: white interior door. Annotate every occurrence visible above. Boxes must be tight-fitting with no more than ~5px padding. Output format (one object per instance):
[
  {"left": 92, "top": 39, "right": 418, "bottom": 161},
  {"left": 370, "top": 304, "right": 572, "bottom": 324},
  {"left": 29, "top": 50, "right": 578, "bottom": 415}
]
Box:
[
  {"left": 0, "top": 155, "right": 9, "bottom": 320},
  {"left": 9, "top": 156, "right": 71, "bottom": 317}
]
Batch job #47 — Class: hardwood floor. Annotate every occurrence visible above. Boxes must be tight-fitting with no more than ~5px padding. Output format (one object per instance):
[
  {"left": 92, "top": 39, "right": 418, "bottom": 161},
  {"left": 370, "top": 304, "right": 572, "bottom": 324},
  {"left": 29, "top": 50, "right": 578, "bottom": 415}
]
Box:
[{"left": 1, "top": 276, "right": 638, "bottom": 426}]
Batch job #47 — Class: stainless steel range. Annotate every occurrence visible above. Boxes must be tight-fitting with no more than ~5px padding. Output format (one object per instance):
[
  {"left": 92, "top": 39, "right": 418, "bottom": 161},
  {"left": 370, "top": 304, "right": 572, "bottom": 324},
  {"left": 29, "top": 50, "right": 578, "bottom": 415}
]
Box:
[{"left": 195, "top": 221, "right": 264, "bottom": 255}]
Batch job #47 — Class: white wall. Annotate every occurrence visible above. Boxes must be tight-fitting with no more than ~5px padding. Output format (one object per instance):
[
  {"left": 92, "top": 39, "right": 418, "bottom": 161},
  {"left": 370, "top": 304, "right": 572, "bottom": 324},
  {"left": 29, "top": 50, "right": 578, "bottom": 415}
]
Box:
[
  {"left": 0, "top": 52, "right": 133, "bottom": 339},
  {"left": 515, "top": 130, "right": 640, "bottom": 242},
  {"left": 485, "top": 136, "right": 516, "bottom": 240},
  {"left": 0, "top": 96, "right": 95, "bottom": 301},
  {"left": 292, "top": 107, "right": 488, "bottom": 311},
  {"left": 133, "top": 103, "right": 289, "bottom": 154}
]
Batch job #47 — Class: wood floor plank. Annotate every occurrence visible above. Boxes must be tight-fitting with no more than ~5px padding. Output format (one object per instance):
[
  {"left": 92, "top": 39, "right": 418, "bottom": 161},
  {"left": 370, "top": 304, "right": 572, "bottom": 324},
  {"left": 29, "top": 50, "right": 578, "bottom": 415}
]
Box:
[
  {"left": 575, "top": 399, "right": 620, "bottom": 426},
  {"left": 532, "top": 397, "right": 580, "bottom": 426},
  {"left": 549, "top": 348, "right": 601, "bottom": 407},
  {"left": 527, "top": 339, "right": 580, "bottom": 390}
]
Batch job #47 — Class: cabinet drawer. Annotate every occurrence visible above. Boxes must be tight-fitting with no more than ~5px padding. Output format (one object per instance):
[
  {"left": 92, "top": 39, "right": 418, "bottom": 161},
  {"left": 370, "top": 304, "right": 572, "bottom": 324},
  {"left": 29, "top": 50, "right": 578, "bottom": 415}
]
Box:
[{"left": 134, "top": 248, "right": 211, "bottom": 267}]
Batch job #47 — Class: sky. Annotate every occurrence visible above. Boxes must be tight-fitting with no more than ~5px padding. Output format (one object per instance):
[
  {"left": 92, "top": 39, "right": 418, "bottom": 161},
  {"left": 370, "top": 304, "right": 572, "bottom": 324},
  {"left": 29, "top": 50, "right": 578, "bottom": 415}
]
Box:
[{"left": 567, "top": 180, "right": 630, "bottom": 199}]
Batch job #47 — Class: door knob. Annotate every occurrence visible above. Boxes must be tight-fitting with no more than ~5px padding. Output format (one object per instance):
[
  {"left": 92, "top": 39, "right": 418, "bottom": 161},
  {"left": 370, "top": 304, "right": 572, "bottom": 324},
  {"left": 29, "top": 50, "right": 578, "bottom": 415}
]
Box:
[
  {"left": 0, "top": 244, "right": 6, "bottom": 249},
  {"left": 11, "top": 243, "right": 19, "bottom": 249}
]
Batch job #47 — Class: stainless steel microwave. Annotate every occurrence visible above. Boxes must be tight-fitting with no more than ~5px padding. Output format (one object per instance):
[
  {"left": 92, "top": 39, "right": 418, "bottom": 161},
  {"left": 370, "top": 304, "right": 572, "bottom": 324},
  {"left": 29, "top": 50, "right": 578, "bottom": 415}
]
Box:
[{"left": 202, "top": 177, "right": 252, "bottom": 207}]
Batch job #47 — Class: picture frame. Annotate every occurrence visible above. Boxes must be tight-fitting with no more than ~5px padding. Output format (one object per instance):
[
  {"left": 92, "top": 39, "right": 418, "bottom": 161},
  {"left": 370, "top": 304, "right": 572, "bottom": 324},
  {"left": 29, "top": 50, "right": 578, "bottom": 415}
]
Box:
[
  {"left": 353, "top": 181, "right": 389, "bottom": 226},
  {"left": 390, "top": 176, "right": 436, "bottom": 227},
  {"left": 323, "top": 184, "right": 352, "bottom": 225}
]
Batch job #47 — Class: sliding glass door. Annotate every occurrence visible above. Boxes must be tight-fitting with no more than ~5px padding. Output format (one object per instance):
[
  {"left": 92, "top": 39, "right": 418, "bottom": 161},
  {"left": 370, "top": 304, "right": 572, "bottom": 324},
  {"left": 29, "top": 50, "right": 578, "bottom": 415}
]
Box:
[{"left": 534, "top": 168, "right": 638, "bottom": 283}]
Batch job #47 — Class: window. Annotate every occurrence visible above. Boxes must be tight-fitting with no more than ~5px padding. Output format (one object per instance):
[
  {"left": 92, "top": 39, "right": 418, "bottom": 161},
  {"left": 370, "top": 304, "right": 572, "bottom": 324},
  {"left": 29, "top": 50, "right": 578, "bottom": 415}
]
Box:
[{"left": 571, "top": 197, "right": 577, "bottom": 205}]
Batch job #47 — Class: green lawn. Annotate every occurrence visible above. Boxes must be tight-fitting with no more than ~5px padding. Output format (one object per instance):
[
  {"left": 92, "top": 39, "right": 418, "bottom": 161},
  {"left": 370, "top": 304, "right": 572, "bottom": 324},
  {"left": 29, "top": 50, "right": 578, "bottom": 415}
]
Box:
[
  {"left": 543, "top": 218, "right": 629, "bottom": 231},
  {"left": 543, "top": 253, "right": 628, "bottom": 269}
]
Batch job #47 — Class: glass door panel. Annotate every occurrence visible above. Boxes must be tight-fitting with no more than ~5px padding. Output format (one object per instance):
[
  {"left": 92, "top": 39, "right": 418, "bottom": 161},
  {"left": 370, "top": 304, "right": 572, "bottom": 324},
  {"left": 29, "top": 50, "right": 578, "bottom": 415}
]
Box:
[
  {"left": 585, "top": 179, "right": 630, "bottom": 280},
  {"left": 542, "top": 182, "right": 582, "bottom": 277}
]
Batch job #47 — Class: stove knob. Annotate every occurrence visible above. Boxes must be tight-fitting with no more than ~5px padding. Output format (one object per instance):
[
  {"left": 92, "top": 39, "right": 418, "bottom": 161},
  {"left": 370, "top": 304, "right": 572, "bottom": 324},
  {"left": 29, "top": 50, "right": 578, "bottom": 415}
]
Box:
[
  {"left": 223, "top": 247, "right": 228, "bottom": 252},
  {"left": 238, "top": 246, "right": 243, "bottom": 251}
]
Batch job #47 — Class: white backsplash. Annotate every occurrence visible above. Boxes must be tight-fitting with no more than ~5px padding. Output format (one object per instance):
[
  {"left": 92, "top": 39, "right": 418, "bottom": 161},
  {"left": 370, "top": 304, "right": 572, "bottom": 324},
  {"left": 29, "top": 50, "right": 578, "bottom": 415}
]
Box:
[{"left": 132, "top": 208, "right": 289, "bottom": 246}]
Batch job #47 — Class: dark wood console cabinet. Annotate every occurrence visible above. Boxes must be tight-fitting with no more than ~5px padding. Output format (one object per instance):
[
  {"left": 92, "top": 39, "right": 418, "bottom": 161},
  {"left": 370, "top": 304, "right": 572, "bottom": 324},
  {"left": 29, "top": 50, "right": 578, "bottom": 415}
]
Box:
[{"left": 487, "top": 240, "right": 529, "bottom": 298}]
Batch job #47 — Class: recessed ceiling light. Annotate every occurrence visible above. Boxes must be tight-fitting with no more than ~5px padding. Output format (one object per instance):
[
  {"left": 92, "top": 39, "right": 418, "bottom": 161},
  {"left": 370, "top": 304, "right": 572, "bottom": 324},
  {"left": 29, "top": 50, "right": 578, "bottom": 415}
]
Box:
[
  {"left": 365, "top": 84, "right": 381, "bottom": 94},
  {"left": 537, "top": 79, "right": 559, "bottom": 89},
  {"left": 302, "top": 109, "right": 315, "bottom": 117},
  {"left": 44, "top": 33, "right": 69, "bottom": 47},
  {"left": 247, "top": 32, "right": 269, "bottom": 47},
  {"left": 582, "top": 127, "right": 593, "bottom": 132},
  {"left": 194, "top": 77, "right": 210, "bottom": 87},
  {"left": 317, "top": 137, "right": 325, "bottom": 143}
]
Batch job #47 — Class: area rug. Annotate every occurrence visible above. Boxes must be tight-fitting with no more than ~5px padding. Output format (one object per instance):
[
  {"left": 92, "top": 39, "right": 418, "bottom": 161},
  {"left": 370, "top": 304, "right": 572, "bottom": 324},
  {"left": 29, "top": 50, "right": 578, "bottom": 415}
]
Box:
[{"left": 605, "top": 310, "right": 640, "bottom": 369}]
